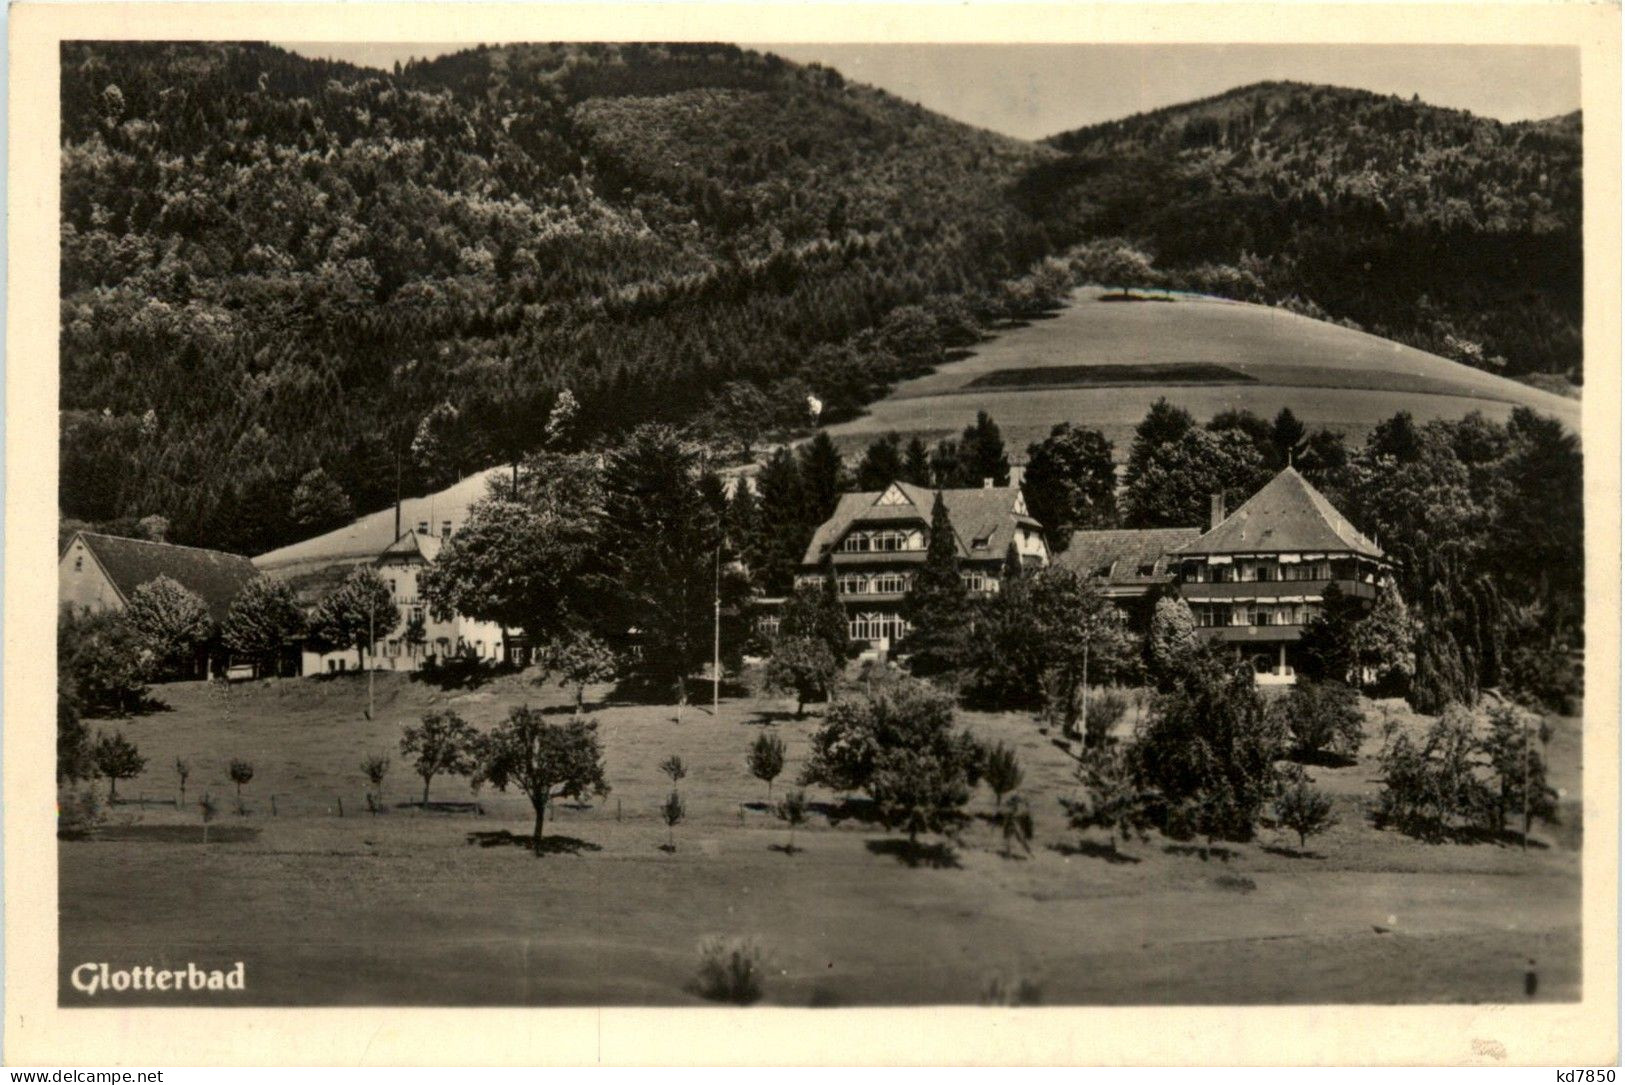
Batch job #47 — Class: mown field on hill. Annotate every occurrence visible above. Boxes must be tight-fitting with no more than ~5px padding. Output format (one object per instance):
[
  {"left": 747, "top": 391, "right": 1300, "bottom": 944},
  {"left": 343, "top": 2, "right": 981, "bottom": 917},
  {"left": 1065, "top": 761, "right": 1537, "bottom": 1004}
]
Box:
[
  {"left": 60, "top": 670, "right": 1580, "bottom": 1006},
  {"left": 822, "top": 288, "right": 1581, "bottom": 458}
]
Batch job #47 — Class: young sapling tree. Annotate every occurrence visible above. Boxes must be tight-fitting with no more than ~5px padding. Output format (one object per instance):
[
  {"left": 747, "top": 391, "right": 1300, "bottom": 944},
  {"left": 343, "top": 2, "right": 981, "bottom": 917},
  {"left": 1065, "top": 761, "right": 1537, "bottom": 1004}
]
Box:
[
  {"left": 1274, "top": 779, "right": 1338, "bottom": 850},
  {"left": 775, "top": 788, "right": 808, "bottom": 853},
  {"left": 401, "top": 710, "right": 479, "bottom": 806},
  {"left": 748, "top": 732, "right": 786, "bottom": 799},
  {"left": 92, "top": 731, "right": 146, "bottom": 803},
  {"left": 995, "top": 794, "right": 1035, "bottom": 858},
  {"left": 199, "top": 792, "right": 219, "bottom": 844},
  {"left": 661, "top": 790, "right": 687, "bottom": 852},
  {"left": 228, "top": 759, "right": 254, "bottom": 815},
  {"left": 984, "top": 742, "right": 1022, "bottom": 812},
  {"left": 660, "top": 755, "right": 687, "bottom": 787}
]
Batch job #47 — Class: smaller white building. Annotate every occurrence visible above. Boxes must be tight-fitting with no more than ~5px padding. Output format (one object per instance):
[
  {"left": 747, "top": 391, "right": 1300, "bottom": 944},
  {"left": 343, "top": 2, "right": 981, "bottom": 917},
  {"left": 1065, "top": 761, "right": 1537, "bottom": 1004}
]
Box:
[
  {"left": 296, "top": 529, "right": 513, "bottom": 676},
  {"left": 254, "top": 467, "right": 520, "bottom": 676}
]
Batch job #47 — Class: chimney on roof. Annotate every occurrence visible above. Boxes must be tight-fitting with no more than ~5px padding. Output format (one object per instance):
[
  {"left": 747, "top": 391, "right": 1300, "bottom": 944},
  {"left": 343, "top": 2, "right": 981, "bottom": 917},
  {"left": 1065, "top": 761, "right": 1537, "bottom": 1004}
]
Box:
[
  {"left": 1209, "top": 492, "right": 1226, "bottom": 531},
  {"left": 983, "top": 477, "right": 994, "bottom": 489},
  {"left": 1009, "top": 464, "right": 1024, "bottom": 488}
]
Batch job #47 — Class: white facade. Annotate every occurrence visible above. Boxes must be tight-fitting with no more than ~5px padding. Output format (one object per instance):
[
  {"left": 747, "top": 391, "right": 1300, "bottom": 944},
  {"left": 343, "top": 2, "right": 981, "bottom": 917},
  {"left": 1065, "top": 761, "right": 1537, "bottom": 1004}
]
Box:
[{"left": 296, "top": 530, "right": 514, "bottom": 676}]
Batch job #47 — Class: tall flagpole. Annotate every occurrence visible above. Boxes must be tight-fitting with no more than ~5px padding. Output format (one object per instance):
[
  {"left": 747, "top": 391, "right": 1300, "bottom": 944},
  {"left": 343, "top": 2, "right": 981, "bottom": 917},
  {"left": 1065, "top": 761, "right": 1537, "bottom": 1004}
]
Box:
[
  {"left": 721, "top": 539, "right": 728, "bottom": 711},
  {"left": 367, "top": 604, "right": 375, "bottom": 720}
]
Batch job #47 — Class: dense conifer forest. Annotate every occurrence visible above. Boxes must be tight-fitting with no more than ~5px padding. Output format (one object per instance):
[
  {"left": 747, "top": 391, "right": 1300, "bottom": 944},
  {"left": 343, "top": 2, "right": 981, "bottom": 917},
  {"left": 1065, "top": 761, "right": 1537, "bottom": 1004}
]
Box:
[{"left": 59, "top": 46, "right": 1582, "bottom": 555}]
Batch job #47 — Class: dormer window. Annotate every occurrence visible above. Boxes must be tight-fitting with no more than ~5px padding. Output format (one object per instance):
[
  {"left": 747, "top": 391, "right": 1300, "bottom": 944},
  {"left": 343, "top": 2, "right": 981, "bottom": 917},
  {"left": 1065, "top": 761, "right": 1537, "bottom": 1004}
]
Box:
[
  {"left": 441, "top": 520, "right": 452, "bottom": 539},
  {"left": 416, "top": 520, "right": 429, "bottom": 536},
  {"left": 972, "top": 534, "right": 991, "bottom": 550}
]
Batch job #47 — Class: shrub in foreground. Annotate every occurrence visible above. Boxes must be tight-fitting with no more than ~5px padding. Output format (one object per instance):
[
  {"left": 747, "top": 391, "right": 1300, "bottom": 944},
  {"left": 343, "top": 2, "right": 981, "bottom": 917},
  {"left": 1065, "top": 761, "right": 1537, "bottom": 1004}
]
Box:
[
  {"left": 1274, "top": 778, "right": 1337, "bottom": 848},
  {"left": 693, "top": 936, "right": 765, "bottom": 1005}
]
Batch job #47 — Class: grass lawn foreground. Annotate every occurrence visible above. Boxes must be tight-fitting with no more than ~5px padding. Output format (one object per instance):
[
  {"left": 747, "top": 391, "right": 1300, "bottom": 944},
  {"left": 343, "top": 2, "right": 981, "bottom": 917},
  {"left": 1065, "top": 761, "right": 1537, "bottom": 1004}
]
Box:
[{"left": 58, "top": 669, "right": 1581, "bottom": 1006}]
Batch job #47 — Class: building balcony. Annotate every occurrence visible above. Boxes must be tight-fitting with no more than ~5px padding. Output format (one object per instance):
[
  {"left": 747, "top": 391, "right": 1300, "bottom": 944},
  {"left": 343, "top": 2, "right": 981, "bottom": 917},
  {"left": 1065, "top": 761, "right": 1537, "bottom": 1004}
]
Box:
[
  {"left": 1177, "top": 578, "right": 1376, "bottom": 603},
  {"left": 827, "top": 551, "right": 929, "bottom": 566},
  {"left": 1198, "top": 624, "right": 1306, "bottom": 644},
  {"left": 836, "top": 591, "right": 910, "bottom": 605}
]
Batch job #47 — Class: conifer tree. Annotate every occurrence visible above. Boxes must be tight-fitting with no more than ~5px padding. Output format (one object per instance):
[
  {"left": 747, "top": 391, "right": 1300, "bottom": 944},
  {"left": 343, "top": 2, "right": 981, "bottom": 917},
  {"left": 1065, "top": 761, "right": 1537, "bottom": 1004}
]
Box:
[
  {"left": 1123, "top": 398, "right": 1196, "bottom": 502},
  {"left": 856, "top": 432, "right": 905, "bottom": 490},
  {"left": 798, "top": 431, "right": 847, "bottom": 527},
  {"left": 753, "top": 447, "right": 806, "bottom": 595},
  {"left": 955, "top": 411, "right": 1010, "bottom": 487},
  {"left": 901, "top": 437, "right": 932, "bottom": 487},
  {"left": 900, "top": 493, "right": 969, "bottom": 675},
  {"left": 1270, "top": 408, "right": 1308, "bottom": 468}
]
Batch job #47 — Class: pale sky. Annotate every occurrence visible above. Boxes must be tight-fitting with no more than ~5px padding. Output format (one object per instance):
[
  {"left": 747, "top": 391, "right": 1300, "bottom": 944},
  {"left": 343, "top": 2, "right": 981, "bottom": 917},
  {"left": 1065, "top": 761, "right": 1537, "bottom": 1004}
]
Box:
[{"left": 282, "top": 42, "right": 1579, "bottom": 140}]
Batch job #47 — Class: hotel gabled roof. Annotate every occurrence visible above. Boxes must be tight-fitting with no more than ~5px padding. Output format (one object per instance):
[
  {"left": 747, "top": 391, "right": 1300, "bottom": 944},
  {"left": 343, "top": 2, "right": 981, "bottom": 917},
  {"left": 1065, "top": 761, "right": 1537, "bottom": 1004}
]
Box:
[
  {"left": 800, "top": 481, "right": 1038, "bottom": 565},
  {"left": 1058, "top": 527, "right": 1202, "bottom": 585},
  {"left": 1175, "top": 466, "right": 1383, "bottom": 559},
  {"left": 72, "top": 532, "right": 259, "bottom": 623}
]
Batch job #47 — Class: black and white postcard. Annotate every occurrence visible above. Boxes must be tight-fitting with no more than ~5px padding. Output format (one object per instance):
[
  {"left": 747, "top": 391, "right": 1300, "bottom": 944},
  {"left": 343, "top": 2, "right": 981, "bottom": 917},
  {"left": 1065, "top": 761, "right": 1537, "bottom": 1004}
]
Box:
[{"left": 6, "top": 0, "right": 1619, "bottom": 1068}]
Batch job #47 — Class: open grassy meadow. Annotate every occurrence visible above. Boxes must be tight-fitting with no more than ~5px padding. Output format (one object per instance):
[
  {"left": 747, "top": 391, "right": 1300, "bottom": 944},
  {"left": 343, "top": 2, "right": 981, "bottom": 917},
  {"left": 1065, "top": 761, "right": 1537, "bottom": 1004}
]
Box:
[
  {"left": 59, "top": 670, "right": 1581, "bottom": 1006},
  {"left": 822, "top": 289, "right": 1581, "bottom": 457}
]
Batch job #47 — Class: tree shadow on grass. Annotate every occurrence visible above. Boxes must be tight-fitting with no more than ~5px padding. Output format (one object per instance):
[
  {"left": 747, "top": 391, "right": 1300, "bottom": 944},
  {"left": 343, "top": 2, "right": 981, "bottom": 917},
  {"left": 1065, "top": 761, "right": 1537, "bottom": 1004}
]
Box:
[
  {"left": 865, "top": 838, "right": 961, "bottom": 869},
  {"left": 1097, "top": 291, "right": 1173, "bottom": 303},
  {"left": 1261, "top": 844, "right": 1327, "bottom": 860},
  {"left": 398, "top": 799, "right": 484, "bottom": 815},
  {"left": 1368, "top": 813, "right": 1552, "bottom": 849},
  {"left": 602, "top": 673, "right": 750, "bottom": 709},
  {"left": 768, "top": 843, "right": 803, "bottom": 856},
  {"left": 1049, "top": 840, "right": 1142, "bottom": 864},
  {"left": 465, "top": 830, "right": 601, "bottom": 856},
  {"left": 410, "top": 659, "right": 514, "bottom": 691},
  {"left": 1163, "top": 843, "right": 1239, "bottom": 862},
  {"left": 810, "top": 797, "right": 880, "bottom": 826},
  {"left": 1289, "top": 750, "right": 1359, "bottom": 770},
  {"left": 747, "top": 709, "right": 808, "bottom": 726}
]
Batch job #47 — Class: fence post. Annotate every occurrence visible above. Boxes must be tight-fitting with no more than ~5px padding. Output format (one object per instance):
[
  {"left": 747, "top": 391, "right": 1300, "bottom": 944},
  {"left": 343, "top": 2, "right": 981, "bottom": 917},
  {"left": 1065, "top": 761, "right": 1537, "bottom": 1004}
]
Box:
[
  {"left": 337, "top": 796, "right": 344, "bottom": 818},
  {"left": 271, "top": 795, "right": 278, "bottom": 817}
]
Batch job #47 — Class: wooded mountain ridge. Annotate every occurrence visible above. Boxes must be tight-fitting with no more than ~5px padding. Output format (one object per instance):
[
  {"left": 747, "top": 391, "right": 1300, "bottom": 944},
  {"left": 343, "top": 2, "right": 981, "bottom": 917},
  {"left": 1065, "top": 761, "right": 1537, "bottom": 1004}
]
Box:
[
  {"left": 59, "top": 45, "right": 1582, "bottom": 555},
  {"left": 1026, "top": 81, "right": 1581, "bottom": 382}
]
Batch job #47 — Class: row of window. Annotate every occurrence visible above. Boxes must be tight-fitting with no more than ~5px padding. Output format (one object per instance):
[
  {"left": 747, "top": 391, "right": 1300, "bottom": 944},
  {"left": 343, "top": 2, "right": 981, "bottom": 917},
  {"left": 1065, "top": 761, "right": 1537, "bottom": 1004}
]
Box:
[
  {"left": 416, "top": 520, "right": 455, "bottom": 539},
  {"left": 850, "top": 613, "right": 909, "bottom": 643},
  {"left": 1191, "top": 603, "right": 1320, "bottom": 628},
  {"left": 837, "top": 572, "right": 912, "bottom": 595},
  {"left": 816, "top": 572, "right": 1001, "bottom": 596},
  {"left": 1181, "top": 559, "right": 1375, "bottom": 584},
  {"left": 838, "top": 529, "right": 926, "bottom": 553},
  {"left": 381, "top": 636, "right": 496, "bottom": 658}
]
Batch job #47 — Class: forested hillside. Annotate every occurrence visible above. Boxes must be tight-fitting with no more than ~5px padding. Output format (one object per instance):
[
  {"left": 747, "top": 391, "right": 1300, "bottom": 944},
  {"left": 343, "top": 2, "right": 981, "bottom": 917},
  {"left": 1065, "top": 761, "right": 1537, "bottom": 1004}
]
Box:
[
  {"left": 1025, "top": 82, "right": 1582, "bottom": 385},
  {"left": 60, "top": 42, "right": 1062, "bottom": 554},
  {"left": 60, "top": 50, "right": 1582, "bottom": 558}
]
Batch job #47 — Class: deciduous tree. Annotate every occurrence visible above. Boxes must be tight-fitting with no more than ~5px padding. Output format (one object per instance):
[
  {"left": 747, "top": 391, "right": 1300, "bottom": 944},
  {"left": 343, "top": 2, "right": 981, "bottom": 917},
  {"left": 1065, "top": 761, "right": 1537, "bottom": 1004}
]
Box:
[
  {"left": 1023, "top": 423, "right": 1117, "bottom": 550},
  {"left": 539, "top": 628, "right": 619, "bottom": 718},
  {"left": 310, "top": 566, "right": 400, "bottom": 670},
  {"left": 475, "top": 707, "right": 610, "bottom": 856},
  {"left": 764, "top": 636, "right": 839, "bottom": 716},
  {"left": 125, "top": 575, "right": 212, "bottom": 675},
  {"left": 400, "top": 710, "right": 479, "bottom": 805},
  {"left": 223, "top": 575, "right": 306, "bottom": 675}
]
